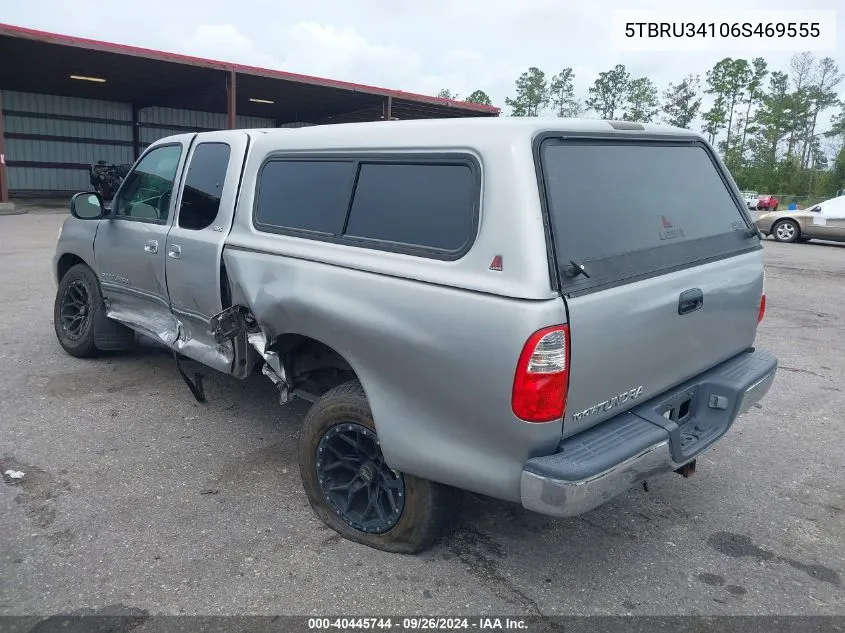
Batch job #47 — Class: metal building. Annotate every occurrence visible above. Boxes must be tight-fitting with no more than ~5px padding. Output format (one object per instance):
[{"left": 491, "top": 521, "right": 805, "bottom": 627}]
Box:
[{"left": 0, "top": 24, "right": 499, "bottom": 201}]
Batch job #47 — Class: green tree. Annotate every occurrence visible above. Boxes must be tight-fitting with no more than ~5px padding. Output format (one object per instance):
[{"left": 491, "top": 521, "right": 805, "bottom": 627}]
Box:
[
  {"left": 505, "top": 67, "right": 549, "bottom": 116},
  {"left": 623, "top": 77, "right": 659, "bottom": 122},
  {"left": 549, "top": 68, "right": 580, "bottom": 117},
  {"left": 464, "top": 90, "right": 492, "bottom": 106},
  {"left": 661, "top": 74, "right": 702, "bottom": 128},
  {"left": 586, "top": 64, "right": 630, "bottom": 119},
  {"left": 748, "top": 72, "right": 791, "bottom": 168},
  {"left": 705, "top": 58, "right": 751, "bottom": 166},
  {"left": 801, "top": 57, "right": 842, "bottom": 169},
  {"left": 702, "top": 96, "right": 728, "bottom": 145},
  {"left": 829, "top": 147, "right": 845, "bottom": 195},
  {"left": 785, "top": 52, "right": 814, "bottom": 158},
  {"left": 824, "top": 102, "right": 845, "bottom": 149},
  {"left": 737, "top": 58, "right": 769, "bottom": 167},
  {"left": 437, "top": 89, "right": 459, "bottom": 100}
]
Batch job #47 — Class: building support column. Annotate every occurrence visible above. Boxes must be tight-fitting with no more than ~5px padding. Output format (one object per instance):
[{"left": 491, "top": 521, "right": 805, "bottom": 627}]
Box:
[
  {"left": 131, "top": 104, "right": 141, "bottom": 160},
  {"left": 0, "top": 90, "right": 10, "bottom": 202},
  {"left": 226, "top": 70, "right": 237, "bottom": 129},
  {"left": 383, "top": 96, "right": 393, "bottom": 121}
]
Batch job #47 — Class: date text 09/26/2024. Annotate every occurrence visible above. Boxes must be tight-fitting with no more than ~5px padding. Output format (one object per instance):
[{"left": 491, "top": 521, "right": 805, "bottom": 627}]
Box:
[{"left": 308, "top": 618, "right": 528, "bottom": 630}]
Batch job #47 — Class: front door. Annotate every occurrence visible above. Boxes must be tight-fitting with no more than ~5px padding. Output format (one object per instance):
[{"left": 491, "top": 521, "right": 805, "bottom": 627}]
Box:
[
  {"left": 94, "top": 137, "right": 193, "bottom": 343},
  {"left": 811, "top": 198, "right": 845, "bottom": 241},
  {"left": 164, "top": 131, "right": 250, "bottom": 373}
]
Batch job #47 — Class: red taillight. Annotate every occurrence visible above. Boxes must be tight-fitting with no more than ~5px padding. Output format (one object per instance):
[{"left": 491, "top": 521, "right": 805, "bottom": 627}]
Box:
[
  {"left": 758, "top": 293, "right": 766, "bottom": 324},
  {"left": 512, "top": 325, "right": 570, "bottom": 423}
]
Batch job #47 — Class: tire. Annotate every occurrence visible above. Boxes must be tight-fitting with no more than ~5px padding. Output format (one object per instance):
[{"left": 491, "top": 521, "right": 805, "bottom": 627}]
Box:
[
  {"left": 298, "top": 380, "right": 459, "bottom": 554},
  {"left": 53, "top": 263, "right": 133, "bottom": 357},
  {"left": 772, "top": 219, "right": 800, "bottom": 243}
]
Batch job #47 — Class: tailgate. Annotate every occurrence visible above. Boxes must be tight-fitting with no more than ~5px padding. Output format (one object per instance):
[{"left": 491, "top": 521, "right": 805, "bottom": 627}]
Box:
[{"left": 535, "top": 136, "right": 764, "bottom": 437}]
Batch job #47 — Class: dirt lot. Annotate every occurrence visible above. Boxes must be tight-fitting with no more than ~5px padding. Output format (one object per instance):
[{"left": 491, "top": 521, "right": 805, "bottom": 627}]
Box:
[{"left": 1, "top": 209, "right": 843, "bottom": 617}]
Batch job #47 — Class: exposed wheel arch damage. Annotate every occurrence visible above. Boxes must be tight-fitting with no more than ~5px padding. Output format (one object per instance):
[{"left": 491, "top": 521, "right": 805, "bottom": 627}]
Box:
[
  {"left": 56, "top": 253, "right": 88, "bottom": 283},
  {"left": 266, "top": 332, "right": 361, "bottom": 402},
  {"left": 209, "top": 305, "right": 363, "bottom": 409}
]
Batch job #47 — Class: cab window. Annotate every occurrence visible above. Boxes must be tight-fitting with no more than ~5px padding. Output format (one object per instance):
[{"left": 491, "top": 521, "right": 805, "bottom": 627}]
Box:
[{"left": 113, "top": 144, "right": 183, "bottom": 223}]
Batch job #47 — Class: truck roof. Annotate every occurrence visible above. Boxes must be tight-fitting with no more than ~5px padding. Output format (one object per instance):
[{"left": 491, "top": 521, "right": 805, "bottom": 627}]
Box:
[{"left": 238, "top": 117, "right": 703, "bottom": 149}]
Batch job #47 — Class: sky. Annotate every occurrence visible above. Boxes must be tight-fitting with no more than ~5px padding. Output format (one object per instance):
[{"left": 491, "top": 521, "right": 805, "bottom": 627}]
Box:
[{"left": 1, "top": 0, "right": 843, "bottom": 136}]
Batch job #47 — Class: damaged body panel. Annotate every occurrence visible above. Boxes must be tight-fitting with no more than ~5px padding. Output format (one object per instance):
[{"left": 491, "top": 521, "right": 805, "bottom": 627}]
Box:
[
  {"left": 92, "top": 131, "right": 250, "bottom": 375},
  {"left": 220, "top": 245, "right": 566, "bottom": 501}
]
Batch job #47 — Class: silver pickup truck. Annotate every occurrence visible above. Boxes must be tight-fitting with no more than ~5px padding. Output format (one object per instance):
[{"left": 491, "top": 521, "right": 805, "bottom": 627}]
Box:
[{"left": 52, "top": 118, "right": 777, "bottom": 553}]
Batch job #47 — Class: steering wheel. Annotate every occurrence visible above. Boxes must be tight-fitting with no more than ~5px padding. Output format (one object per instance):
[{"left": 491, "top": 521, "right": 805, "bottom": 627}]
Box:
[
  {"left": 132, "top": 190, "right": 170, "bottom": 220},
  {"left": 157, "top": 190, "right": 171, "bottom": 218}
]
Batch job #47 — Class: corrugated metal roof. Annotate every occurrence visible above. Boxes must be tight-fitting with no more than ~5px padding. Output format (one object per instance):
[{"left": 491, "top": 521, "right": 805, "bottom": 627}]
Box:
[{"left": 0, "top": 23, "right": 500, "bottom": 116}]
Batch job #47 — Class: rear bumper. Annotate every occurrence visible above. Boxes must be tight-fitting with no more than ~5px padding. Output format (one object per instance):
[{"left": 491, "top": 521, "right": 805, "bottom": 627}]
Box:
[{"left": 520, "top": 348, "right": 777, "bottom": 517}]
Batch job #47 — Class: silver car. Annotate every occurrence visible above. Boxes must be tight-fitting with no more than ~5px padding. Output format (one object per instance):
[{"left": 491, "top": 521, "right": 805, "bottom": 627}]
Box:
[
  {"left": 52, "top": 119, "right": 777, "bottom": 553},
  {"left": 756, "top": 195, "right": 845, "bottom": 243}
]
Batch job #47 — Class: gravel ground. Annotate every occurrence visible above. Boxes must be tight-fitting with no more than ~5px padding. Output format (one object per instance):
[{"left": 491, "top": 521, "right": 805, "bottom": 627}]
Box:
[{"left": 1, "top": 210, "right": 843, "bottom": 618}]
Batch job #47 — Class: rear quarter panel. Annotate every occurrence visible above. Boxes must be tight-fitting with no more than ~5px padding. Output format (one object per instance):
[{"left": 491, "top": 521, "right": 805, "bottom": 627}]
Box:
[
  {"left": 223, "top": 250, "right": 567, "bottom": 502},
  {"left": 223, "top": 130, "right": 565, "bottom": 502}
]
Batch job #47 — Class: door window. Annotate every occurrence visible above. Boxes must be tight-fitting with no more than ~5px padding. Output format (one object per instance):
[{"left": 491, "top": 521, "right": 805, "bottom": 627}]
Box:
[
  {"left": 255, "top": 160, "right": 356, "bottom": 234},
  {"left": 113, "top": 144, "right": 183, "bottom": 223},
  {"left": 178, "top": 143, "right": 232, "bottom": 230},
  {"left": 253, "top": 157, "right": 479, "bottom": 257},
  {"left": 344, "top": 163, "right": 475, "bottom": 251}
]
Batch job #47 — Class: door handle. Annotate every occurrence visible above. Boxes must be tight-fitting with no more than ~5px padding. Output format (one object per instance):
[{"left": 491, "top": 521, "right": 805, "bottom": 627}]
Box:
[
  {"left": 678, "top": 288, "right": 704, "bottom": 315},
  {"left": 168, "top": 244, "right": 182, "bottom": 259},
  {"left": 144, "top": 239, "right": 158, "bottom": 254}
]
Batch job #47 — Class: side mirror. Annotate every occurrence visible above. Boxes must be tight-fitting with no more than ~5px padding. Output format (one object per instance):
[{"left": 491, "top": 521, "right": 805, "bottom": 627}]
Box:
[
  {"left": 70, "top": 192, "right": 106, "bottom": 220},
  {"left": 809, "top": 206, "right": 821, "bottom": 213}
]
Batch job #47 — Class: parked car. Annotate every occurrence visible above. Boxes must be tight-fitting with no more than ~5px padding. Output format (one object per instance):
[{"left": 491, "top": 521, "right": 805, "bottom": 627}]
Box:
[
  {"left": 740, "top": 191, "right": 759, "bottom": 210},
  {"left": 52, "top": 119, "right": 777, "bottom": 553},
  {"left": 756, "top": 194, "right": 779, "bottom": 211},
  {"left": 756, "top": 194, "right": 845, "bottom": 243}
]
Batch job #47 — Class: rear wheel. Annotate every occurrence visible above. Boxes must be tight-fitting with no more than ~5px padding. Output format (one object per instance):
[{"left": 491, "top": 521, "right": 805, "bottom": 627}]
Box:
[
  {"left": 298, "top": 380, "right": 459, "bottom": 553},
  {"left": 772, "top": 219, "right": 800, "bottom": 243}
]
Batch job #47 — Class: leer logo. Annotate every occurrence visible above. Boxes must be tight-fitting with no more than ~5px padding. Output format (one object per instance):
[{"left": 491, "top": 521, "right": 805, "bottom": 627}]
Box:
[{"left": 659, "top": 215, "right": 685, "bottom": 241}]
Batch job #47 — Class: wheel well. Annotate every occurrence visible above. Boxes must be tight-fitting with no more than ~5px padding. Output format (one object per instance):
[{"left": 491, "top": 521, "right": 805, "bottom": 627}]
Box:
[
  {"left": 270, "top": 334, "right": 359, "bottom": 397},
  {"left": 56, "top": 254, "right": 87, "bottom": 282}
]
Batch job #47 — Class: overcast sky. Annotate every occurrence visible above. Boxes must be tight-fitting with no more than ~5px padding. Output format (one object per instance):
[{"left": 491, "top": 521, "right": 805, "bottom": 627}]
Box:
[{"left": 2, "top": 0, "right": 843, "bottom": 130}]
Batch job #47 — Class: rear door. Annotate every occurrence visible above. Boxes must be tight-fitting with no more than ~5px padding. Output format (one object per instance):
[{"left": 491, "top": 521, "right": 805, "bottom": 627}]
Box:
[
  {"left": 536, "top": 136, "right": 764, "bottom": 437},
  {"left": 164, "top": 131, "right": 249, "bottom": 373}
]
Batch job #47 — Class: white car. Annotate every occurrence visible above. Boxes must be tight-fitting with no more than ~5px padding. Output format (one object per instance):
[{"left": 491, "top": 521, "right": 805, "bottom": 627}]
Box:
[{"left": 741, "top": 191, "right": 759, "bottom": 210}]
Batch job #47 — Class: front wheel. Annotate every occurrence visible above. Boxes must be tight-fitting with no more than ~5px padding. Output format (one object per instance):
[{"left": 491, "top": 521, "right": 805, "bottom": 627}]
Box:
[
  {"left": 772, "top": 219, "right": 800, "bottom": 243},
  {"left": 298, "top": 380, "right": 460, "bottom": 553},
  {"left": 54, "top": 264, "right": 104, "bottom": 357},
  {"left": 53, "top": 263, "right": 133, "bottom": 357}
]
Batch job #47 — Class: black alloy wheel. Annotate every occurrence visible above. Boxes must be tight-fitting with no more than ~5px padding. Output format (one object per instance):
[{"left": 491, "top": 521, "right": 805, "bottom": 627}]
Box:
[
  {"left": 315, "top": 422, "right": 405, "bottom": 533},
  {"left": 59, "top": 279, "right": 92, "bottom": 341}
]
